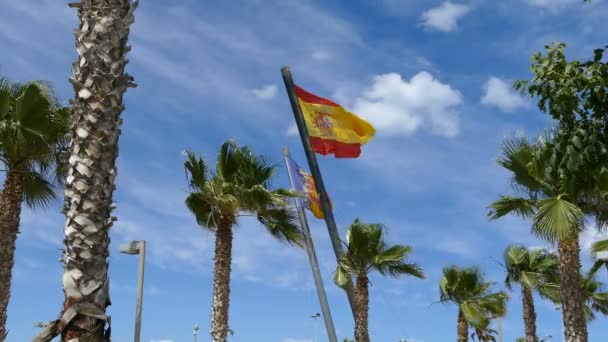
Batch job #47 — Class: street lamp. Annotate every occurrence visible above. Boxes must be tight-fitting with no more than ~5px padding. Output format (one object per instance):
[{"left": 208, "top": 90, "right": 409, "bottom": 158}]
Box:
[
  {"left": 193, "top": 323, "right": 199, "bottom": 342},
  {"left": 311, "top": 313, "right": 321, "bottom": 342},
  {"left": 119, "top": 240, "right": 146, "bottom": 342}
]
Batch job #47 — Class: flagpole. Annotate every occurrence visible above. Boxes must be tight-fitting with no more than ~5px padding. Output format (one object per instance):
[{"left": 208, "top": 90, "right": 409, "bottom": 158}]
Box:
[
  {"left": 283, "top": 147, "right": 338, "bottom": 342},
  {"left": 281, "top": 66, "right": 357, "bottom": 317}
]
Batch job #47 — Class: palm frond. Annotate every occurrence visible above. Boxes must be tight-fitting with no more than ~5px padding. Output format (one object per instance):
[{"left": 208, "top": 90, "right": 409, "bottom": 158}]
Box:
[
  {"left": 184, "top": 150, "right": 208, "bottom": 191},
  {"left": 488, "top": 196, "right": 536, "bottom": 220},
  {"left": 334, "top": 262, "right": 351, "bottom": 287},
  {"left": 216, "top": 139, "right": 243, "bottom": 182},
  {"left": 22, "top": 170, "right": 56, "bottom": 210},
  {"left": 592, "top": 239, "right": 608, "bottom": 255},
  {"left": 497, "top": 137, "right": 543, "bottom": 191},
  {"left": 185, "top": 192, "right": 217, "bottom": 230},
  {"left": 257, "top": 207, "right": 303, "bottom": 246},
  {"left": 381, "top": 262, "right": 425, "bottom": 279},
  {"left": 532, "top": 196, "right": 584, "bottom": 242}
]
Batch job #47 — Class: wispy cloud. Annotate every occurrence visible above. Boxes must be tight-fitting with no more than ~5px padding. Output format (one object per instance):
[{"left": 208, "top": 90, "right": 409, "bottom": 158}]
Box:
[
  {"left": 250, "top": 84, "right": 278, "bottom": 100},
  {"left": 421, "top": 1, "right": 471, "bottom": 32},
  {"left": 312, "top": 48, "right": 331, "bottom": 61},
  {"left": 524, "top": 0, "right": 579, "bottom": 11}
]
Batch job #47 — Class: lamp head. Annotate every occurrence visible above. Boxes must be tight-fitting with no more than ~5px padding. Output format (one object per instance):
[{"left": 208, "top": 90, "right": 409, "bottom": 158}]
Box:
[{"left": 119, "top": 240, "right": 141, "bottom": 255}]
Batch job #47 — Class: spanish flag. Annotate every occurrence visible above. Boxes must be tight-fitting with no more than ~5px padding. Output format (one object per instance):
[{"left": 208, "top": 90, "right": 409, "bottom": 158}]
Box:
[
  {"left": 285, "top": 153, "right": 330, "bottom": 219},
  {"left": 295, "top": 85, "right": 375, "bottom": 158}
]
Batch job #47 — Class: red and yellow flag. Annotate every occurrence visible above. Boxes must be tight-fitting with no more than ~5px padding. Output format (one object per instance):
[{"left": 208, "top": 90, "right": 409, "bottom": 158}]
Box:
[{"left": 295, "top": 85, "right": 375, "bottom": 158}]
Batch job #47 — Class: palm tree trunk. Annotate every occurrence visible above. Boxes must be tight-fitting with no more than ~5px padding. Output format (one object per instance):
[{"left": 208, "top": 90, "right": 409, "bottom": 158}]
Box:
[
  {"left": 30, "top": 1, "right": 137, "bottom": 341},
  {"left": 457, "top": 308, "right": 468, "bottom": 342},
  {"left": 354, "top": 275, "right": 370, "bottom": 342},
  {"left": 521, "top": 285, "right": 537, "bottom": 342},
  {"left": 0, "top": 170, "right": 24, "bottom": 340},
  {"left": 210, "top": 218, "right": 234, "bottom": 342},
  {"left": 558, "top": 237, "right": 587, "bottom": 342}
]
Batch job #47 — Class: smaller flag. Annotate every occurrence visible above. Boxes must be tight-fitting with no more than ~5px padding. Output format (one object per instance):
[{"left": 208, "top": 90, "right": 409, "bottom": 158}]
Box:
[
  {"left": 295, "top": 85, "right": 376, "bottom": 158},
  {"left": 285, "top": 153, "right": 330, "bottom": 219}
]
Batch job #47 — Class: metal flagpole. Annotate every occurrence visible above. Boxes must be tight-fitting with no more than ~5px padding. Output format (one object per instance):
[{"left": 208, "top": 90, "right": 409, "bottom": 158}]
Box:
[
  {"left": 283, "top": 147, "right": 338, "bottom": 342},
  {"left": 281, "top": 66, "right": 357, "bottom": 317}
]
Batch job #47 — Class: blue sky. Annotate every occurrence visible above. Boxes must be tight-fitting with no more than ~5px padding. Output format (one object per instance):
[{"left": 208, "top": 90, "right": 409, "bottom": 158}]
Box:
[{"left": 2, "top": 0, "right": 608, "bottom": 341}]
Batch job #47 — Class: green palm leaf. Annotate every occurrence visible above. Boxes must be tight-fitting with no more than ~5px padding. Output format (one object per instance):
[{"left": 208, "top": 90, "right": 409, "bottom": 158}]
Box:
[
  {"left": 488, "top": 196, "right": 536, "bottom": 220},
  {"left": 533, "top": 197, "right": 584, "bottom": 242}
]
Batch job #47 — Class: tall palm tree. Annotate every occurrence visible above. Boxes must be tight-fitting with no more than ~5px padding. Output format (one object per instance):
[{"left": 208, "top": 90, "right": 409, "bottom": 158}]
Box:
[
  {"left": 33, "top": 1, "right": 138, "bottom": 341},
  {"left": 334, "top": 219, "right": 424, "bottom": 342},
  {"left": 439, "top": 266, "right": 508, "bottom": 342},
  {"left": 184, "top": 140, "right": 303, "bottom": 342},
  {"left": 487, "top": 136, "right": 604, "bottom": 341},
  {"left": 0, "top": 78, "right": 68, "bottom": 340},
  {"left": 502, "top": 245, "right": 559, "bottom": 342}
]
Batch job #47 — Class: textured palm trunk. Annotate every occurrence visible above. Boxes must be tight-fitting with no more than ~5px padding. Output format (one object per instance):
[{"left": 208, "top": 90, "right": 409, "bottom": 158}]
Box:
[
  {"left": 558, "top": 237, "right": 587, "bottom": 342},
  {"left": 457, "top": 309, "right": 468, "bottom": 342},
  {"left": 210, "top": 219, "right": 234, "bottom": 342},
  {"left": 521, "top": 285, "right": 537, "bottom": 342},
  {"left": 0, "top": 170, "right": 24, "bottom": 340},
  {"left": 354, "top": 275, "right": 370, "bottom": 342},
  {"left": 32, "top": 1, "right": 137, "bottom": 341}
]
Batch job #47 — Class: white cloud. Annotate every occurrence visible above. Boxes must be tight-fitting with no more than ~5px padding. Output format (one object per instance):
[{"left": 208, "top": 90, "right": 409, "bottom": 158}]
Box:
[
  {"left": 286, "top": 122, "right": 299, "bottom": 136},
  {"left": 352, "top": 72, "right": 463, "bottom": 137},
  {"left": 580, "top": 227, "right": 608, "bottom": 256},
  {"left": 481, "top": 77, "right": 527, "bottom": 112},
  {"left": 420, "top": 1, "right": 471, "bottom": 32},
  {"left": 524, "top": 0, "right": 578, "bottom": 10},
  {"left": 312, "top": 48, "right": 331, "bottom": 61},
  {"left": 250, "top": 84, "right": 278, "bottom": 100}
]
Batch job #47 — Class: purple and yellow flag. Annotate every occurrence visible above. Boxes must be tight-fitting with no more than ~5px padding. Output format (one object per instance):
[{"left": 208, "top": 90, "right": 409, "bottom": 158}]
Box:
[{"left": 285, "top": 153, "right": 329, "bottom": 219}]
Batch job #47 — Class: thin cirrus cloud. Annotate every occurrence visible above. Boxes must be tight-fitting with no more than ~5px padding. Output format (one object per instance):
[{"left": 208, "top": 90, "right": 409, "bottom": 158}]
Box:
[
  {"left": 481, "top": 76, "right": 527, "bottom": 113},
  {"left": 524, "top": 0, "right": 579, "bottom": 10},
  {"left": 420, "top": 1, "right": 471, "bottom": 32},
  {"left": 250, "top": 84, "right": 278, "bottom": 100}
]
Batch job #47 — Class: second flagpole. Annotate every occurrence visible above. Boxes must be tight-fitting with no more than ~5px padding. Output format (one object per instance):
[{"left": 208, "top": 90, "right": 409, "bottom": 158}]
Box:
[
  {"left": 283, "top": 147, "right": 338, "bottom": 342},
  {"left": 280, "top": 66, "right": 357, "bottom": 318}
]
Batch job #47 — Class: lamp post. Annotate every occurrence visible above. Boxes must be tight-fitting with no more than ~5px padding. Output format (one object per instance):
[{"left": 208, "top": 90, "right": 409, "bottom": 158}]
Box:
[
  {"left": 193, "top": 323, "right": 199, "bottom": 342},
  {"left": 497, "top": 316, "right": 503, "bottom": 342},
  {"left": 119, "top": 240, "right": 146, "bottom": 342},
  {"left": 311, "top": 313, "right": 320, "bottom": 342}
]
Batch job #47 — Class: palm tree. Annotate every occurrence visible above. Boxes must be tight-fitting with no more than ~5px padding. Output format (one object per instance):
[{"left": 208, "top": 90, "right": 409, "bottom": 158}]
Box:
[
  {"left": 439, "top": 266, "right": 508, "bottom": 342},
  {"left": 488, "top": 136, "right": 602, "bottom": 341},
  {"left": 502, "top": 245, "right": 559, "bottom": 342},
  {"left": 581, "top": 274, "right": 608, "bottom": 321},
  {"left": 184, "top": 140, "right": 303, "bottom": 342},
  {"left": 334, "top": 219, "right": 424, "bottom": 342},
  {"left": 0, "top": 78, "right": 69, "bottom": 340},
  {"left": 542, "top": 271, "right": 608, "bottom": 322},
  {"left": 33, "top": 1, "right": 138, "bottom": 341}
]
